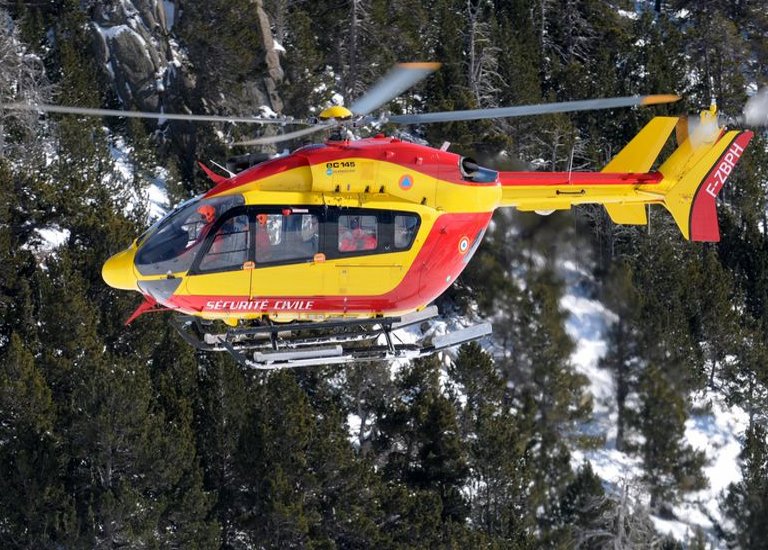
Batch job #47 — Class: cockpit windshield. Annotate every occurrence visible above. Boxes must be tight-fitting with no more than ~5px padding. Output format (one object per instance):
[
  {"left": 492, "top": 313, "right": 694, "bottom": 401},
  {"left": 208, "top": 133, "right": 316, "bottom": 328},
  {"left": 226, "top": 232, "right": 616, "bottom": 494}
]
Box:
[{"left": 135, "top": 194, "right": 244, "bottom": 276}]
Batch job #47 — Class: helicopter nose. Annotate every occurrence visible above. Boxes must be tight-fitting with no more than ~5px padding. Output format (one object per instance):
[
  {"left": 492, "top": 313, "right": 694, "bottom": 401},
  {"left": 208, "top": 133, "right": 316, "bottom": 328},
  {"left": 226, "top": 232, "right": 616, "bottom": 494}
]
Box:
[{"left": 102, "top": 246, "right": 139, "bottom": 291}]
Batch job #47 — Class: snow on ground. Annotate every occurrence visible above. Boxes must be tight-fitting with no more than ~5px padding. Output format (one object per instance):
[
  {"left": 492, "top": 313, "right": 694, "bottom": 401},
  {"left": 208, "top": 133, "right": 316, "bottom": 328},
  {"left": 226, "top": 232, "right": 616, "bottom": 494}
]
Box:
[
  {"left": 558, "top": 258, "right": 747, "bottom": 548},
  {"left": 617, "top": 9, "right": 638, "bottom": 20},
  {"left": 23, "top": 226, "right": 71, "bottom": 258},
  {"left": 107, "top": 133, "right": 170, "bottom": 222},
  {"left": 35, "top": 226, "right": 70, "bottom": 248}
]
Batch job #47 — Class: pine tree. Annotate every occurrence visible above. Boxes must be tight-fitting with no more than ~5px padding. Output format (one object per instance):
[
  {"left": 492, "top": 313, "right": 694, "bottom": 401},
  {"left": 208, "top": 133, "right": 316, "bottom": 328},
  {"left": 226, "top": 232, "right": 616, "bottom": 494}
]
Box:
[
  {"left": 549, "top": 462, "right": 616, "bottom": 548},
  {"left": 449, "top": 343, "right": 537, "bottom": 545},
  {"left": 507, "top": 265, "right": 592, "bottom": 529},
  {"left": 0, "top": 333, "right": 73, "bottom": 548},
  {"left": 635, "top": 364, "right": 707, "bottom": 510},
  {"left": 722, "top": 423, "right": 768, "bottom": 548},
  {"left": 231, "top": 369, "right": 387, "bottom": 547},
  {"left": 147, "top": 331, "right": 221, "bottom": 547},
  {"left": 599, "top": 261, "right": 642, "bottom": 451},
  {"left": 377, "top": 356, "right": 470, "bottom": 523}
]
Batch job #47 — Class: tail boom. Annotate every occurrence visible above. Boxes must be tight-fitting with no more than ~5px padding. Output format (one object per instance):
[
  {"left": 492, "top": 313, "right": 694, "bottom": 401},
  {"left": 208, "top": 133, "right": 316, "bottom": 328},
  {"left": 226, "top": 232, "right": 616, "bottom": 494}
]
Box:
[
  {"left": 495, "top": 115, "right": 754, "bottom": 242},
  {"left": 496, "top": 171, "right": 665, "bottom": 213}
]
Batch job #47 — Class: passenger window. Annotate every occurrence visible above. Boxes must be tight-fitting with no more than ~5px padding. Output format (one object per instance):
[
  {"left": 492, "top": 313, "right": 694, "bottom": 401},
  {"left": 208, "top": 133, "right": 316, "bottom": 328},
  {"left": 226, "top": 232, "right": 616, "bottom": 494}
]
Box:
[
  {"left": 255, "top": 212, "right": 319, "bottom": 263},
  {"left": 198, "top": 214, "right": 250, "bottom": 271},
  {"left": 339, "top": 215, "right": 378, "bottom": 252},
  {"left": 394, "top": 214, "right": 419, "bottom": 249}
]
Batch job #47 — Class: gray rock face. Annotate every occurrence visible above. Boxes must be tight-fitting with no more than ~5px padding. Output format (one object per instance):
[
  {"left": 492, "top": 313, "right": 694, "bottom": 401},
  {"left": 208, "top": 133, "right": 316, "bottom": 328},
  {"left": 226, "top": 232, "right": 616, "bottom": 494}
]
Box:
[
  {"left": 90, "top": 0, "right": 178, "bottom": 115},
  {"left": 88, "top": 0, "right": 284, "bottom": 121}
]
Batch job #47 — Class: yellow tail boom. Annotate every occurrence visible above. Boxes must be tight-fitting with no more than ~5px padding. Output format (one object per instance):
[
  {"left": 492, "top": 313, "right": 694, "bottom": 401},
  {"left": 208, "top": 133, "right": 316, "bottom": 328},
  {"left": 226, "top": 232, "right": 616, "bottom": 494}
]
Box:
[{"left": 497, "top": 110, "right": 754, "bottom": 242}]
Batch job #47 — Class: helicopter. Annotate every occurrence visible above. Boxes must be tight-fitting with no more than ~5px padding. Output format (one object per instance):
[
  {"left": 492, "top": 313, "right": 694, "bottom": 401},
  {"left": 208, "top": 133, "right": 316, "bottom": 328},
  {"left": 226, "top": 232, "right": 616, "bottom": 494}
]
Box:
[{"left": 4, "top": 62, "right": 762, "bottom": 368}]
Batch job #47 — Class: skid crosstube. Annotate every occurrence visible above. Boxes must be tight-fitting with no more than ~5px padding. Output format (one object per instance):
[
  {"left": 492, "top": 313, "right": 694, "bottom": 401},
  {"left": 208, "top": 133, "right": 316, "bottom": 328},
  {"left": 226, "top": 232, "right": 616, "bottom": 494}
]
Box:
[{"left": 169, "top": 306, "right": 492, "bottom": 369}]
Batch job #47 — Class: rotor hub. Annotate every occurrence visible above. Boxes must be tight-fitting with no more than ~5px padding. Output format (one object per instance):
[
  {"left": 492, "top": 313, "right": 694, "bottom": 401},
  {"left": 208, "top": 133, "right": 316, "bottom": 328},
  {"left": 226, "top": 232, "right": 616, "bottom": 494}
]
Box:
[{"left": 318, "top": 105, "right": 353, "bottom": 121}]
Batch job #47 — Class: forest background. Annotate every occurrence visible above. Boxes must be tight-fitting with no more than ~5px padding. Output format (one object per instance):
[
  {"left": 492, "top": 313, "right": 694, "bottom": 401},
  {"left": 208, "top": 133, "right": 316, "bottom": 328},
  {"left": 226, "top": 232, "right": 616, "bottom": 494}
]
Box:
[{"left": 0, "top": 0, "right": 767, "bottom": 548}]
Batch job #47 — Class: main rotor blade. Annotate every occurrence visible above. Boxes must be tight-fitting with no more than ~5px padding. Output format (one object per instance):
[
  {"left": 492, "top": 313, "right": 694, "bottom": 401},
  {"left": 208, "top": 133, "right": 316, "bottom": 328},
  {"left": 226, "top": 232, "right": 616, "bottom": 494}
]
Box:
[
  {"left": 388, "top": 94, "right": 681, "bottom": 124},
  {"left": 0, "top": 102, "right": 299, "bottom": 125},
  {"left": 233, "top": 122, "right": 336, "bottom": 146},
  {"left": 348, "top": 62, "right": 441, "bottom": 116}
]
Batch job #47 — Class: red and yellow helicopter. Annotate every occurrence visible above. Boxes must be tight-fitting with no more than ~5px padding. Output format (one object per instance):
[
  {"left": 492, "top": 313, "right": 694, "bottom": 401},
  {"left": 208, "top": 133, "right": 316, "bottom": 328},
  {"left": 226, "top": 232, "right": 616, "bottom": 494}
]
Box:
[{"left": 5, "top": 63, "right": 762, "bottom": 367}]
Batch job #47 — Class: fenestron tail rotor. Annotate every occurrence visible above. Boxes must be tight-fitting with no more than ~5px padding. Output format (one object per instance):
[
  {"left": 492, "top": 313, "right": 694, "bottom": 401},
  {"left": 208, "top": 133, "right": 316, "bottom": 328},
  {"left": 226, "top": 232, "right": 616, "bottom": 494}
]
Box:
[{"left": 683, "top": 88, "right": 768, "bottom": 148}]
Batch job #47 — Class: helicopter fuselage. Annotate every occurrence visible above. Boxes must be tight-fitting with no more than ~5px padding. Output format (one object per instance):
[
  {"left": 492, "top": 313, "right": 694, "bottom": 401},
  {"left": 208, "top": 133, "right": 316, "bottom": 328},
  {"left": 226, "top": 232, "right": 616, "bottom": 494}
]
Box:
[
  {"left": 104, "top": 136, "right": 500, "bottom": 323},
  {"left": 102, "top": 121, "right": 753, "bottom": 326}
]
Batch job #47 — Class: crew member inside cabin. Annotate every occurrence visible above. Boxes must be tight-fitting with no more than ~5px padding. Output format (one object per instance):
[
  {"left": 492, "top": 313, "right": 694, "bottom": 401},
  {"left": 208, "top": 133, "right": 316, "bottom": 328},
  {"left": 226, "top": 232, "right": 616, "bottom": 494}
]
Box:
[
  {"left": 195, "top": 204, "right": 217, "bottom": 242},
  {"left": 255, "top": 213, "right": 272, "bottom": 261},
  {"left": 339, "top": 216, "right": 377, "bottom": 252}
]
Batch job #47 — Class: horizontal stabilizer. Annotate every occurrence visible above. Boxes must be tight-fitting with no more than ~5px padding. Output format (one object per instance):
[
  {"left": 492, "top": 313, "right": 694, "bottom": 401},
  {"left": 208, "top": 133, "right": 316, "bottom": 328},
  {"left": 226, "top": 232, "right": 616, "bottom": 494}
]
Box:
[{"left": 604, "top": 204, "right": 648, "bottom": 225}]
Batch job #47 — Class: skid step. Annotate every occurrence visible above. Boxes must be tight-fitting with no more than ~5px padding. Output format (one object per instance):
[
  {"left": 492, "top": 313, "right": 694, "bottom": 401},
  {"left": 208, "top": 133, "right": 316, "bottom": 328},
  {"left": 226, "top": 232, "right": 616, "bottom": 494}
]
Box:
[
  {"left": 170, "top": 308, "right": 491, "bottom": 369},
  {"left": 254, "top": 345, "right": 344, "bottom": 363}
]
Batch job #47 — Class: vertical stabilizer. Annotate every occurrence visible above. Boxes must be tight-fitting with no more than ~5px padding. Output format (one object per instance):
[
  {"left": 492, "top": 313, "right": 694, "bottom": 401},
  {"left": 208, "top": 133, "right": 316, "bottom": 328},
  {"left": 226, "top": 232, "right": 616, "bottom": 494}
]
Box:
[{"left": 661, "top": 130, "right": 753, "bottom": 241}]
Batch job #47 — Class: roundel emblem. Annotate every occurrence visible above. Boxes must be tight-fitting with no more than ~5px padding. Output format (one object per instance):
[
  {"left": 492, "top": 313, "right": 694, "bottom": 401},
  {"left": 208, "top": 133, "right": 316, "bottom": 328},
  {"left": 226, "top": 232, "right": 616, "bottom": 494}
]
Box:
[
  {"left": 399, "top": 174, "right": 414, "bottom": 190},
  {"left": 458, "top": 236, "right": 470, "bottom": 254}
]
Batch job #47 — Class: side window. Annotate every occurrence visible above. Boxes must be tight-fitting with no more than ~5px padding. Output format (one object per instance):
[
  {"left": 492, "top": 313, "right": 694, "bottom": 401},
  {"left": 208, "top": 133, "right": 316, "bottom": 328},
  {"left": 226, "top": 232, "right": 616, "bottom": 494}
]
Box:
[
  {"left": 255, "top": 212, "right": 319, "bottom": 263},
  {"left": 394, "top": 214, "right": 419, "bottom": 249},
  {"left": 198, "top": 214, "right": 250, "bottom": 272},
  {"left": 338, "top": 215, "right": 378, "bottom": 252}
]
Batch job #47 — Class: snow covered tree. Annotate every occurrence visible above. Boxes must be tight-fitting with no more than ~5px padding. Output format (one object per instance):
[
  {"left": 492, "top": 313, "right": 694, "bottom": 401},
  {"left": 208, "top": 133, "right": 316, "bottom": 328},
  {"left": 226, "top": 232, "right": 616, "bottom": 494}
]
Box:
[{"left": 0, "top": 8, "right": 51, "bottom": 158}]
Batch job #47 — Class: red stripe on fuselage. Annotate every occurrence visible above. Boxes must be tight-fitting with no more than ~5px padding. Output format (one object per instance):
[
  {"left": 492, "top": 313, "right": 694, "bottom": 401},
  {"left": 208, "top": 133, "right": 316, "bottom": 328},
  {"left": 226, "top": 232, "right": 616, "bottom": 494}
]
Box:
[
  {"left": 205, "top": 153, "right": 311, "bottom": 197},
  {"left": 165, "top": 211, "right": 492, "bottom": 317},
  {"left": 206, "top": 137, "right": 492, "bottom": 195}
]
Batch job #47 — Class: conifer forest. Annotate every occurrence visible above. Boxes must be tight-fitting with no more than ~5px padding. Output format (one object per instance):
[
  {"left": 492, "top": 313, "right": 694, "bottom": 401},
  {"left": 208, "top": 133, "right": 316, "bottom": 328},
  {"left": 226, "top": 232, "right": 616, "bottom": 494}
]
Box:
[{"left": 2, "top": 0, "right": 768, "bottom": 548}]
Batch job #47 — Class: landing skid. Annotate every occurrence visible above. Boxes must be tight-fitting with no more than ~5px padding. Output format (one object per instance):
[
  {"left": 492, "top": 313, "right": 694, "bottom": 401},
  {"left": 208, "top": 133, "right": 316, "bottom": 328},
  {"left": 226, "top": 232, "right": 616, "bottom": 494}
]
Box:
[{"left": 169, "top": 306, "right": 492, "bottom": 369}]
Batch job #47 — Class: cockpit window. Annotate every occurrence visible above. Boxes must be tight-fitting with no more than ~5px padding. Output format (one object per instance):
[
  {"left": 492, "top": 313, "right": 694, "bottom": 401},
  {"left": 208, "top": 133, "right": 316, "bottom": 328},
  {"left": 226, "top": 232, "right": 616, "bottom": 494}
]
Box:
[{"left": 135, "top": 194, "right": 244, "bottom": 276}]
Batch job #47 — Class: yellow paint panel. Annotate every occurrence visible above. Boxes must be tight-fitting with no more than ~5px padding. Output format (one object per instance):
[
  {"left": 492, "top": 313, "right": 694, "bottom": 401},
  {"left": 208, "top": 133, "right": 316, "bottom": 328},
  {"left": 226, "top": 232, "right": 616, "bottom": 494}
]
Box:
[
  {"left": 184, "top": 269, "right": 251, "bottom": 298},
  {"left": 254, "top": 165, "right": 314, "bottom": 193},
  {"left": 604, "top": 204, "right": 648, "bottom": 225},
  {"left": 336, "top": 263, "right": 405, "bottom": 296},
  {"left": 252, "top": 261, "right": 327, "bottom": 295}
]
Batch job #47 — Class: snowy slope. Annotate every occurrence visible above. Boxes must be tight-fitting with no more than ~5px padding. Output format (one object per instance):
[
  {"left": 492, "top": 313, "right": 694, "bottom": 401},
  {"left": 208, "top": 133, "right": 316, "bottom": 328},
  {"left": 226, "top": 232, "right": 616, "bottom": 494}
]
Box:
[{"left": 559, "top": 258, "right": 748, "bottom": 548}]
